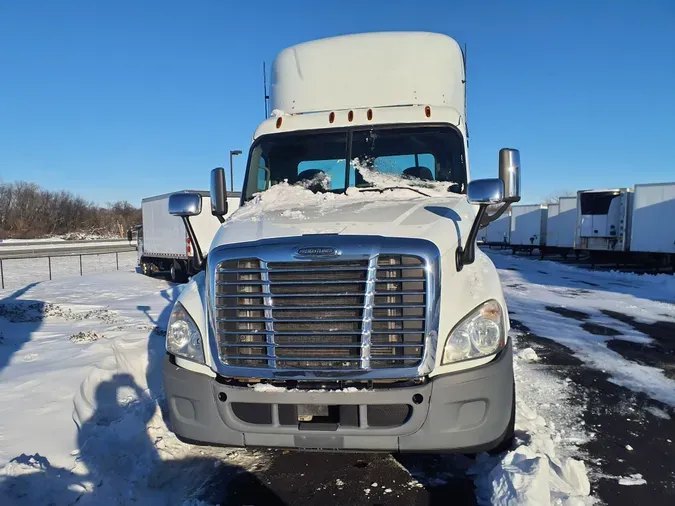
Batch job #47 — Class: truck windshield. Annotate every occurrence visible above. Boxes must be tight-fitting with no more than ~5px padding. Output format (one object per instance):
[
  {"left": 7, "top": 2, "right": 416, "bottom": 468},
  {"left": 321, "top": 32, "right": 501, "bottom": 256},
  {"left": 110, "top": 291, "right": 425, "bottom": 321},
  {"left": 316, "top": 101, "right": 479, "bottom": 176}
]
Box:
[{"left": 243, "top": 125, "right": 466, "bottom": 201}]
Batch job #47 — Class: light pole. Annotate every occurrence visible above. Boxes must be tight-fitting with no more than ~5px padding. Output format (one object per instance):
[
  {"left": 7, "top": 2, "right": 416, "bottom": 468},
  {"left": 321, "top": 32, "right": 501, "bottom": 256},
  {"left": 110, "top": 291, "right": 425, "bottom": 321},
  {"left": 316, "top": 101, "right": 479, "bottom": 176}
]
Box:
[{"left": 229, "top": 150, "right": 242, "bottom": 190}]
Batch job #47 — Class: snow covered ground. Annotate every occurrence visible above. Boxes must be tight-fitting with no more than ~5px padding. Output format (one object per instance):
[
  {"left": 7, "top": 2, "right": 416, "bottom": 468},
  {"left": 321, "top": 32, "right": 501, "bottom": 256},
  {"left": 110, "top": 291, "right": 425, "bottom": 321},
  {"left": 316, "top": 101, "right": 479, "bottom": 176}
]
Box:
[
  {"left": 488, "top": 249, "right": 675, "bottom": 406},
  {"left": 0, "top": 271, "right": 266, "bottom": 505},
  {"left": 0, "top": 248, "right": 672, "bottom": 505}
]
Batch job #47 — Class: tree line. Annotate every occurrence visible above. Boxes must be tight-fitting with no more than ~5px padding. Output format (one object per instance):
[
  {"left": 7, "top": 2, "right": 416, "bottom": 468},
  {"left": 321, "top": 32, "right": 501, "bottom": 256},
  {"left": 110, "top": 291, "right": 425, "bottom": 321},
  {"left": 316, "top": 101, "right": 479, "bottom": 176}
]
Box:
[{"left": 0, "top": 181, "right": 141, "bottom": 239}]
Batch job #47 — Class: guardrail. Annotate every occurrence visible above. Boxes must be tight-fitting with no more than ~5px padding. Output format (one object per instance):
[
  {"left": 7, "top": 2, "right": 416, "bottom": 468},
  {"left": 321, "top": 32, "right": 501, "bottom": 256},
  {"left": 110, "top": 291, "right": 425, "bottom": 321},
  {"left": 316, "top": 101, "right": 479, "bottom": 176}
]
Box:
[
  {"left": 0, "top": 237, "right": 131, "bottom": 248},
  {"left": 0, "top": 242, "right": 136, "bottom": 261}
]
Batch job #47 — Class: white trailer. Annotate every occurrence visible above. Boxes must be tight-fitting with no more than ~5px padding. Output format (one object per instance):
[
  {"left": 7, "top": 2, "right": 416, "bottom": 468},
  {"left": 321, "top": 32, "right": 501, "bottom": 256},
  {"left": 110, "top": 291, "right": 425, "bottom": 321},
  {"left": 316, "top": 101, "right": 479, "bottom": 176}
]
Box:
[
  {"left": 544, "top": 196, "right": 577, "bottom": 256},
  {"left": 629, "top": 182, "right": 675, "bottom": 264},
  {"left": 138, "top": 191, "right": 241, "bottom": 282},
  {"left": 510, "top": 204, "right": 547, "bottom": 252},
  {"left": 575, "top": 188, "right": 632, "bottom": 253},
  {"left": 484, "top": 212, "right": 511, "bottom": 246}
]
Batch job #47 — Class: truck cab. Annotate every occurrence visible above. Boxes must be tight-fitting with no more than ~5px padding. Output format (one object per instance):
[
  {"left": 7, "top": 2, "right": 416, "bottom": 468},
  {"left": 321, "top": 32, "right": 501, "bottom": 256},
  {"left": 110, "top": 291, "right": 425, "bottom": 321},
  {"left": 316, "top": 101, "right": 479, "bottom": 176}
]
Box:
[{"left": 161, "top": 32, "right": 521, "bottom": 453}]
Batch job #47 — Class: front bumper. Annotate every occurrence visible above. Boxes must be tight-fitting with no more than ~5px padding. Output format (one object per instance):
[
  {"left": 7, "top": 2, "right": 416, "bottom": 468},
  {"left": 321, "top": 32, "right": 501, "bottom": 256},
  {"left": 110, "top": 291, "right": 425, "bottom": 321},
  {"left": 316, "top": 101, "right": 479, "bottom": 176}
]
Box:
[{"left": 163, "top": 340, "right": 514, "bottom": 453}]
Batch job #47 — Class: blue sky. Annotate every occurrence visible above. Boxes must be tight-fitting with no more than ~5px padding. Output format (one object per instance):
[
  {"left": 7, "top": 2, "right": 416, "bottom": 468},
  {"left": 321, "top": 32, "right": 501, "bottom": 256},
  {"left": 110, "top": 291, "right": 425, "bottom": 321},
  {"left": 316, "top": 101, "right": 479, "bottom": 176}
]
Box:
[{"left": 1, "top": 0, "right": 673, "bottom": 206}]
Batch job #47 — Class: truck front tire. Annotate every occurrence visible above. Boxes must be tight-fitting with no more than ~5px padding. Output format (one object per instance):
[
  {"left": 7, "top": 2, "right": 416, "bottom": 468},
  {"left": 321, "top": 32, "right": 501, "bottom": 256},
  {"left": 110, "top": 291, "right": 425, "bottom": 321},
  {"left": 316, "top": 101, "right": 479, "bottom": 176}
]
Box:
[{"left": 171, "top": 260, "right": 188, "bottom": 283}]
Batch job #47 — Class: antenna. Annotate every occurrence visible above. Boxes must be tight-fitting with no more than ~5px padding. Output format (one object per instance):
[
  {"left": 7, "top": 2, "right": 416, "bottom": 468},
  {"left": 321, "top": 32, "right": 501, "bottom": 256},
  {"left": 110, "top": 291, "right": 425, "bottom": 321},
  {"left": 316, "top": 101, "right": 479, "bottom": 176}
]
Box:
[
  {"left": 463, "top": 42, "right": 469, "bottom": 144},
  {"left": 263, "top": 61, "right": 270, "bottom": 118}
]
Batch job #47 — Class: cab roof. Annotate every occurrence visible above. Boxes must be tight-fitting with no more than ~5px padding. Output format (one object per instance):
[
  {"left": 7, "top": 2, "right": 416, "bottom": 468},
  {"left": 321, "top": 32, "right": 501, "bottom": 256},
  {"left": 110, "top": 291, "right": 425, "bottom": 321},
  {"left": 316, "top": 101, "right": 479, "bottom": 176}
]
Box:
[{"left": 269, "top": 32, "right": 465, "bottom": 119}]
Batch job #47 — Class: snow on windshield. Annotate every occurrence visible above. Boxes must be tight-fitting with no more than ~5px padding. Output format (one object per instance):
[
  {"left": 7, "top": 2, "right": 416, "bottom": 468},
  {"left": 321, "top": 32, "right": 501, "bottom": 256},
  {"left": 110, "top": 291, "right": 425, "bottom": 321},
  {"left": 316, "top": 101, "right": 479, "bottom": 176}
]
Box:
[
  {"left": 230, "top": 159, "right": 461, "bottom": 222},
  {"left": 352, "top": 157, "right": 459, "bottom": 197}
]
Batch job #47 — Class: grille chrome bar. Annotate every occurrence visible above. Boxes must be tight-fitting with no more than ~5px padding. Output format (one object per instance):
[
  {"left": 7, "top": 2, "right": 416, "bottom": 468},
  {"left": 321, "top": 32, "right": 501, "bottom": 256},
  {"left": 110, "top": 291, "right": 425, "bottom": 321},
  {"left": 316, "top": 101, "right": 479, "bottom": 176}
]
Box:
[
  {"left": 360, "top": 255, "right": 378, "bottom": 370},
  {"left": 213, "top": 304, "right": 424, "bottom": 311},
  {"left": 216, "top": 317, "right": 369, "bottom": 323},
  {"left": 216, "top": 292, "right": 367, "bottom": 298},
  {"left": 216, "top": 280, "right": 370, "bottom": 286},
  {"left": 218, "top": 342, "right": 418, "bottom": 348},
  {"left": 260, "top": 260, "right": 276, "bottom": 368},
  {"left": 217, "top": 330, "right": 363, "bottom": 336}
]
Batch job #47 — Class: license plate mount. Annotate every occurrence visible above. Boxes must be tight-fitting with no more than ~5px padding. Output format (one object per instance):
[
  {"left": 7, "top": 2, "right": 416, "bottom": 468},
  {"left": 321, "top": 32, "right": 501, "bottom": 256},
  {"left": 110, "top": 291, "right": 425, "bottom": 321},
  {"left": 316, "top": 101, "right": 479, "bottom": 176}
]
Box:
[{"left": 297, "top": 404, "right": 329, "bottom": 421}]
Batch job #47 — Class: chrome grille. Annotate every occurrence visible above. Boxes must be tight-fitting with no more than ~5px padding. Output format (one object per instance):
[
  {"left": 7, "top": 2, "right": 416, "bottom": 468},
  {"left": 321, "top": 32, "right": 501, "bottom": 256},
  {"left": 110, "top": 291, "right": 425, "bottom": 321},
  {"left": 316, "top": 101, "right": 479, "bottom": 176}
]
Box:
[{"left": 214, "top": 255, "right": 427, "bottom": 371}]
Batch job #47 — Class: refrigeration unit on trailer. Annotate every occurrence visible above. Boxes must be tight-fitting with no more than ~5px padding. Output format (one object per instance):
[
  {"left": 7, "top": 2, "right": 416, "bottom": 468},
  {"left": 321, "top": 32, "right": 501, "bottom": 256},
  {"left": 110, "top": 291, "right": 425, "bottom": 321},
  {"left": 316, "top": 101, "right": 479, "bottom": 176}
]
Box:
[
  {"left": 629, "top": 182, "right": 675, "bottom": 266},
  {"left": 484, "top": 211, "right": 511, "bottom": 247},
  {"left": 138, "top": 191, "right": 241, "bottom": 282},
  {"left": 161, "top": 32, "right": 524, "bottom": 454},
  {"left": 509, "top": 204, "right": 547, "bottom": 253},
  {"left": 575, "top": 188, "right": 632, "bottom": 255},
  {"left": 544, "top": 196, "right": 577, "bottom": 257}
]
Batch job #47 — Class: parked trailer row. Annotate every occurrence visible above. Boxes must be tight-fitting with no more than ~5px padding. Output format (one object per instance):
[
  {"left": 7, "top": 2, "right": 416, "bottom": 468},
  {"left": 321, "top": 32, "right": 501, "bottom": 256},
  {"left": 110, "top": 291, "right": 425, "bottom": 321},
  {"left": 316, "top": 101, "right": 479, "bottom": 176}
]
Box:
[{"left": 481, "top": 181, "right": 675, "bottom": 268}]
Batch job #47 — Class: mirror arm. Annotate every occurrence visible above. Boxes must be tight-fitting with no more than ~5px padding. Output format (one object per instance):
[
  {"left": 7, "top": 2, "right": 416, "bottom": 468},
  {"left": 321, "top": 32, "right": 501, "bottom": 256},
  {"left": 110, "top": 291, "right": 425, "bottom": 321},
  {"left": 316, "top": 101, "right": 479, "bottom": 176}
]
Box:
[
  {"left": 455, "top": 204, "right": 489, "bottom": 272},
  {"left": 181, "top": 216, "right": 205, "bottom": 271},
  {"left": 215, "top": 215, "right": 225, "bottom": 224},
  {"left": 479, "top": 201, "right": 511, "bottom": 228}
]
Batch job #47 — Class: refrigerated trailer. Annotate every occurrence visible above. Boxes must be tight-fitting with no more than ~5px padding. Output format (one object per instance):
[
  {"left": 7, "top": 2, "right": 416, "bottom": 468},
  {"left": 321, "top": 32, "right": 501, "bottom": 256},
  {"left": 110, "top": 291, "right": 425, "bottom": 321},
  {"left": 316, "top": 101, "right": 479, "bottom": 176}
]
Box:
[
  {"left": 629, "top": 182, "right": 675, "bottom": 267},
  {"left": 138, "top": 191, "right": 241, "bottom": 282},
  {"left": 544, "top": 196, "right": 577, "bottom": 257},
  {"left": 510, "top": 204, "right": 547, "bottom": 254},
  {"left": 575, "top": 189, "right": 632, "bottom": 258}
]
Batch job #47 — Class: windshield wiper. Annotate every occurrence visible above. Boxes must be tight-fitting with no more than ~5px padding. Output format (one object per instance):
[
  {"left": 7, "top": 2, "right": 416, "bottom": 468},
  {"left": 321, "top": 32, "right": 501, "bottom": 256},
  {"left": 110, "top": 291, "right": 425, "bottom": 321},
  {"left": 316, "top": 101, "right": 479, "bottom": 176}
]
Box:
[{"left": 358, "top": 186, "right": 431, "bottom": 197}]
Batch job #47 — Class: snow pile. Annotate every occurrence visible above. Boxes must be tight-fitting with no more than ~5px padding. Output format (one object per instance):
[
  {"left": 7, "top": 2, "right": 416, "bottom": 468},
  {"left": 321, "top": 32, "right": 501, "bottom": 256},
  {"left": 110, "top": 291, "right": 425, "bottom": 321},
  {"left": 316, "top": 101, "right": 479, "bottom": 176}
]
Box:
[
  {"left": 229, "top": 159, "right": 462, "bottom": 223},
  {"left": 517, "top": 347, "right": 540, "bottom": 362},
  {"left": 298, "top": 171, "right": 332, "bottom": 192},
  {"left": 618, "top": 473, "right": 646, "bottom": 486},
  {"left": 229, "top": 180, "right": 428, "bottom": 222},
  {"left": 644, "top": 405, "right": 671, "bottom": 420},
  {"left": 468, "top": 334, "right": 593, "bottom": 505},
  {"left": 470, "top": 398, "right": 591, "bottom": 506},
  {"left": 352, "top": 157, "right": 459, "bottom": 197},
  {"left": 279, "top": 209, "right": 307, "bottom": 220}
]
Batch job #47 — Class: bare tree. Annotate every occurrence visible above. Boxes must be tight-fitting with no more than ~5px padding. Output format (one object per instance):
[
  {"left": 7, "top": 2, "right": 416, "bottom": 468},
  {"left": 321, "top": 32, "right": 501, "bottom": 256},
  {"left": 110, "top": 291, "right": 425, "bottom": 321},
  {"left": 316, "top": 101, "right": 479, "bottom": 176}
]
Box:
[
  {"left": 0, "top": 181, "right": 141, "bottom": 239},
  {"left": 544, "top": 190, "right": 576, "bottom": 205}
]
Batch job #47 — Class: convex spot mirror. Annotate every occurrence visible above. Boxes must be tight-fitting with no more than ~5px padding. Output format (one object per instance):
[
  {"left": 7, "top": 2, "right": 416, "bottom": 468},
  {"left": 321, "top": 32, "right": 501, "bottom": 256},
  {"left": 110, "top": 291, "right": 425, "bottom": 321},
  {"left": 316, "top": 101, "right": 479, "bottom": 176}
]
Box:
[{"left": 467, "top": 178, "right": 505, "bottom": 205}]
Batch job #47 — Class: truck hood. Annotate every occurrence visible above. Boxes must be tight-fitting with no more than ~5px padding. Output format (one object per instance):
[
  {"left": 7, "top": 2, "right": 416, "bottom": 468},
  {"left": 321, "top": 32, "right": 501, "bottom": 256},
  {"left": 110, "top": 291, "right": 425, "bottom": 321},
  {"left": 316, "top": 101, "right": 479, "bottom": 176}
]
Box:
[{"left": 209, "top": 190, "right": 476, "bottom": 255}]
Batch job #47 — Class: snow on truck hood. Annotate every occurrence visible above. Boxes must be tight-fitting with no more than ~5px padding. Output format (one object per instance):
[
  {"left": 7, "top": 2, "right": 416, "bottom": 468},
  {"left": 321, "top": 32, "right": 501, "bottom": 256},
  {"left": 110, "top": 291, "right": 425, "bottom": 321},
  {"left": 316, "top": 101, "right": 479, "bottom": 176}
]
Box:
[{"left": 211, "top": 179, "right": 474, "bottom": 254}]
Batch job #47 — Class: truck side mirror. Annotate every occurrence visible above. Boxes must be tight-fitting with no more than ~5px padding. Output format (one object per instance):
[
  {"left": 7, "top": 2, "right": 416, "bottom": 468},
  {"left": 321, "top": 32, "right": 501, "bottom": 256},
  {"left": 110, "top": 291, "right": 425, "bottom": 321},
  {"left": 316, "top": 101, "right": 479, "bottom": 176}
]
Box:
[
  {"left": 457, "top": 179, "right": 505, "bottom": 271},
  {"left": 168, "top": 192, "right": 204, "bottom": 271},
  {"left": 210, "top": 167, "right": 229, "bottom": 223},
  {"left": 168, "top": 192, "right": 202, "bottom": 216},
  {"left": 498, "top": 148, "right": 521, "bottom": 203}
]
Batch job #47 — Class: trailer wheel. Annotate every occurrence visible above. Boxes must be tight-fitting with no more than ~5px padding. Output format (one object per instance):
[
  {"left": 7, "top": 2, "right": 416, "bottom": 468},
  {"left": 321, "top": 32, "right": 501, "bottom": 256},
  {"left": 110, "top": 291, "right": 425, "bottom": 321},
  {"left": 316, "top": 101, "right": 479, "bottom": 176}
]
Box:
[{"left": 170, "top": 260, "right": 188, "bottom": 283}]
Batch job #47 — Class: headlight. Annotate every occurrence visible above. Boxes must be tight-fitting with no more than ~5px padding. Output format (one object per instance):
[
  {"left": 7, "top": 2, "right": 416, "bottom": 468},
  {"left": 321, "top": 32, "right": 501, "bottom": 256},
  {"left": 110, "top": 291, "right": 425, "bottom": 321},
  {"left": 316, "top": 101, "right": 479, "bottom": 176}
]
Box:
[
  {"left": 442, "top": 300, "right": 504, "bottom": 365},
  {"left": 166, "top": 302, "right": 204, "bottom": 364}
]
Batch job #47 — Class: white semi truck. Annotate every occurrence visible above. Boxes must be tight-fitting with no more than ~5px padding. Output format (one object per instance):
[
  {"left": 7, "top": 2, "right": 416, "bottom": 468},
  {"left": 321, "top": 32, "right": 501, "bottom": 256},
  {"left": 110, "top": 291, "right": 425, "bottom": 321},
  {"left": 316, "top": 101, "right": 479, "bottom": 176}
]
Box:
[{"left": 161, "top": 32, "right": 522, "bottom": 453}]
